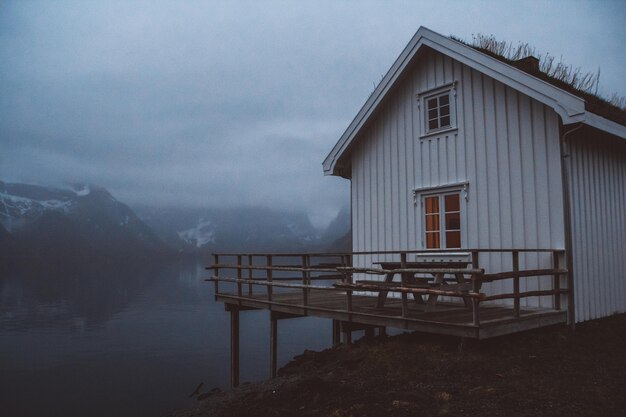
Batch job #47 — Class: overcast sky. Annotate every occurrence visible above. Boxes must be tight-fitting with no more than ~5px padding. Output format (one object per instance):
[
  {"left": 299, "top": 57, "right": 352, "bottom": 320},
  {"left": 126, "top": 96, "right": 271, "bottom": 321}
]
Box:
[{"left": 1, "top": 0, "right": 625, "bottom": 227}]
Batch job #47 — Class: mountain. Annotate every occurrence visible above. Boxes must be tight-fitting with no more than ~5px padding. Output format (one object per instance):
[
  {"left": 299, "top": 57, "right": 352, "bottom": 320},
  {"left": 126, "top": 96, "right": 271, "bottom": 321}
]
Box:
[
  {"left": 320, "top": 205, "right": 351, "bottom": 252},
  {"left": 0, "top": 181, "right": 167, "bottom": 262},
  {"left": 135, "top": 206, "right": 322, "bottom": 253},
  {"left": 1, "top": 180, "right": 352, "bottom": 261}
]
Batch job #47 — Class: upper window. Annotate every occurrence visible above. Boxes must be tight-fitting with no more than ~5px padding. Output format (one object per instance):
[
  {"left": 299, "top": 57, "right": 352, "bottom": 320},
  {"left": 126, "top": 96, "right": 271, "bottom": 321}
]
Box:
[
  {"left": 423, "top": 192, "right": 461, "bottom": 249},
  {"left": 426, "top": 92, "right": 451, "bottom": 132},
  {"left": 417, "top": 82, "right": 457, "bottom": 138}
]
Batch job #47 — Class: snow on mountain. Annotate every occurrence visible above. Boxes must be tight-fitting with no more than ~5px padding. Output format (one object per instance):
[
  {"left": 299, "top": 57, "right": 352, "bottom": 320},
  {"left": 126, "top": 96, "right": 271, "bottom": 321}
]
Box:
[
  {"left": 0, "top": 181, "right": 167, "bottom": 259},
  {"left": 0, "top": 186, "right": 75, "bottom": 232},
  {"left": 135, "top": 206, "right": 324, "bottom": 253},
  {"left": 74, "top": 185, "right": 91, "bottom": 197},
  {"left": 177, "top": 218, "right": 216, "bottom": 248}
]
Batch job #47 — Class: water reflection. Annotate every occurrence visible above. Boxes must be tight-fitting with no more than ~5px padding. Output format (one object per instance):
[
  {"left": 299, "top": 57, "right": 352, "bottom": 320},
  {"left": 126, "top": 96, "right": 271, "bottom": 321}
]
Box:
[{"left": 0, "top": 260, "right": 331, "bottom": 417}]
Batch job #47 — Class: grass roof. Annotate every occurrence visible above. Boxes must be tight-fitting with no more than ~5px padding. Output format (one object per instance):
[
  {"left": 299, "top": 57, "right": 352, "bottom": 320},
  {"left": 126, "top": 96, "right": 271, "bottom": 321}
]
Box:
[{"left": 451, "top": 34, "right": 626, "bottom": 127}]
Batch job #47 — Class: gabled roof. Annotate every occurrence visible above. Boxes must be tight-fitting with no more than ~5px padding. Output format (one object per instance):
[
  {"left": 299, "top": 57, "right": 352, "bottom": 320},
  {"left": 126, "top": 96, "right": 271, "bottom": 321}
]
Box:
[{"left": 323, "top": 27, "right": 626, "bottom": 177}]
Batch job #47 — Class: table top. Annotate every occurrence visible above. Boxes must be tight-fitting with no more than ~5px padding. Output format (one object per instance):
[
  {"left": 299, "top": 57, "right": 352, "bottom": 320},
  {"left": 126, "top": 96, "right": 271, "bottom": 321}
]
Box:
[{"left": 375, "top": 261, "right": 471, "bottom": 269}]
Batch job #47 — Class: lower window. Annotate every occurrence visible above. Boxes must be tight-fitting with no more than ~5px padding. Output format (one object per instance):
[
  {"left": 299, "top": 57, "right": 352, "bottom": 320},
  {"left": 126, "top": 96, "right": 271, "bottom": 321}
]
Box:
[{"left": 423, "top": 193, "right": 461, "bottom": 249}]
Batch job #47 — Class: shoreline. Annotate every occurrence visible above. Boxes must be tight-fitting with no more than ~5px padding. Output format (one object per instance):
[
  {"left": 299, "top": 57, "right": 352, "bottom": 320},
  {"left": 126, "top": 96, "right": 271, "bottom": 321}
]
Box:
[{"left": 167, "top": 313, "right": 626, "bottom": 417}]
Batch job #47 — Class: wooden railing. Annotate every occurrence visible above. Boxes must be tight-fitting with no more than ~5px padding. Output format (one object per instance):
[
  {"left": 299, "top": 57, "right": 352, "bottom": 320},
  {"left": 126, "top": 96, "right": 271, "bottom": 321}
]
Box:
[{"left": 207, "top": 249, "right": 569, "bottom": 327}]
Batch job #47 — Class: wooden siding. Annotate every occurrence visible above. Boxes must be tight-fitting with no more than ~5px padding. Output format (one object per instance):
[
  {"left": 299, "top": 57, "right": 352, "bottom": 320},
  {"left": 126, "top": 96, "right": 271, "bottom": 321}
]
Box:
[
  {"left": 567, "top": 131, "right": 626, "bottom": 322},
  {"left": 350, "top": 48, "right": 566, "bottom": 307}
]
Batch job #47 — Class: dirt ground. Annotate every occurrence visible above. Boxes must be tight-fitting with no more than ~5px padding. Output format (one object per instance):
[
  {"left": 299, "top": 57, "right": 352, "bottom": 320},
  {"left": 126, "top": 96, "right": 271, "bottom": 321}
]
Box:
[{"left": 168, "top": 313, "right": 626, "bottom": 417}]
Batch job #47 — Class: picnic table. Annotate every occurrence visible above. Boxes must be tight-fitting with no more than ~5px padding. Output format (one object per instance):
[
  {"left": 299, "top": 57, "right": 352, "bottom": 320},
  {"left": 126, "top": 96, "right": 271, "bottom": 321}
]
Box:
[{"left": 368, "top": 259, "right": 473, "bottom": 311}]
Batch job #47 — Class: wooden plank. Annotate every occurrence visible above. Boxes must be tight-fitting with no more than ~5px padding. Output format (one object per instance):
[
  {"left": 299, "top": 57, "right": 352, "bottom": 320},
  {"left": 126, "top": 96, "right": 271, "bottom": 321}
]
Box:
[
  {"left": 338, "top": 266, "right": 485, "bottom": 275},
  {"left": 335, "top": 282, "right": 482, "bottom": 298},
  {"left": 210, "top": 264, "right": 338, "bottom": 273},
  {"left": 482, "top": 289, "right": 569, "bottom": 301},
  {"left": 482, "top": 268, "right": 569, "bottom": 281},
  {"left": 478, "top": 311, "right": 567, "bottom": 339}
]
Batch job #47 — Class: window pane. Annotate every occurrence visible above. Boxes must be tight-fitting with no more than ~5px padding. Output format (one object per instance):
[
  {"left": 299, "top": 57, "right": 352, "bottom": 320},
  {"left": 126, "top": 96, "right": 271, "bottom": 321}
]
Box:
[
  {"left": 440, "top": 105, "right": 450, "bottom": 116},
  {"left": 445, "top": 231, "right": 461, "bottom": 248},
  {"left": 427, "top": 98, "right": 438, "bottom": 110},
  {"left": 444, "top": 194, "right": 460, "bottom": 212},
  {"left": 439, "top": 94, "right": 449, "bottom": 105},
  {"left": 425, "top": 214, "right": 439, "bottom": 232},
  {"left": 428, "top": 119, "right": 438, "bottom": 130},
  {"left": 424, "top": 196, "right": 439, "bottom": 214},
  {"left": 440, "top": 115, "right": 450, "bottom": 127},
  {"left": 445, "top": 212, "right": 460, "bottom": 230},
  {"left": 426, "top": 232, "right": 440, "bottom": 249},
  {"left": 428, "top": 109, "right": 438, "bottom": 120}
]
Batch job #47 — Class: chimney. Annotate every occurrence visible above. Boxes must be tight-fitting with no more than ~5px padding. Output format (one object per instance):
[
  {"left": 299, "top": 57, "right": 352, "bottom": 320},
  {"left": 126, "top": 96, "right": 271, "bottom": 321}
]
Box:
[{"left": 514, "top": 56, "right": 540, "bottom": 73}]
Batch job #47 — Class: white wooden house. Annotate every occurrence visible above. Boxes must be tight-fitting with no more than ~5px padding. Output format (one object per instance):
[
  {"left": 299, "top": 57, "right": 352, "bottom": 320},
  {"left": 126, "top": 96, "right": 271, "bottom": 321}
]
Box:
[{"left": 323, "top": 27, "right": 626, "bottom": 323}]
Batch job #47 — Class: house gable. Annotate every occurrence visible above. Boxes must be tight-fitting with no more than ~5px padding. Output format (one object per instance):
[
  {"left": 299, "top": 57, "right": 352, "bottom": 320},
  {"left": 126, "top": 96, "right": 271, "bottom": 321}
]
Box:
[{"left": 323, "top": 27, "right": 626, "bottom": 177}]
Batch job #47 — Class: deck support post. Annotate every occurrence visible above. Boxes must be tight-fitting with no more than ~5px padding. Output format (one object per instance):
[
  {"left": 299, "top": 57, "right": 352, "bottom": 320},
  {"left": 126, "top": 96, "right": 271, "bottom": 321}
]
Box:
[
  {"left": 332, "top": 320, "right": 341, "bottom": 347},
  {"left": 342, "top": 329, "right": 352, "bottom": 345},
  {"left": 364, "top": 326, "right": 375, "bottom": 339},
  {"left": 270, "top": 312, "right": 278, "bottom": 378},
  {"left": 230, "top": 308, "right": 240, "bottom": 388},
  {"left": 378, "top": 326, "right": 387, "bottom": 337}
]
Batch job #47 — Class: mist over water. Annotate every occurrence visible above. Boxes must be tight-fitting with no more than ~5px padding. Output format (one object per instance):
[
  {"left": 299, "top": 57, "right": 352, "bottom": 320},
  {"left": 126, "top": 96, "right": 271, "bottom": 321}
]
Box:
[{"left": 0, "top": 260, "right": 331, "bottom": 417}]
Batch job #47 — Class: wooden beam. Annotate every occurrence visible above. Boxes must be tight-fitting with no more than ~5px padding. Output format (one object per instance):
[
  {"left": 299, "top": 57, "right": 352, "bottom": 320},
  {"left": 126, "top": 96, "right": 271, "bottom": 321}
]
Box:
[
  {"left": 269, "top": 312, "right": 277, "bottom": 378},
  {"left": 230, "top": 308, "right": 240, "bottom": 388},
  {"left": 512, "top": 251, "right": 520, "bottom": 318},
  {"left": 482, "top": 268, "right": 569, "bottom": 281},
  {"left": 332, "top": 320, "right": 341, "bottom": 347},
  {"left": 553, "top": 252, "right": 561, "bottom": 310}
]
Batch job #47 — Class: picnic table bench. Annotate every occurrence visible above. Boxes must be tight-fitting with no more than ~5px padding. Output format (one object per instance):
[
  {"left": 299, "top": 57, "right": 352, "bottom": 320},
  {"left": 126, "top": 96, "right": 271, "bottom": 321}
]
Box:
[{"left": 334, "top": 257, "right": 483, "bottom": 312}]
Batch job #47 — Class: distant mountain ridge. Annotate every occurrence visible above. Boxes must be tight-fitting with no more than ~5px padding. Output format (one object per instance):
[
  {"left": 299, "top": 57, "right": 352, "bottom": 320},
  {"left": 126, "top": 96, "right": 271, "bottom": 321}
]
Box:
[
  {"left": 0, "top": 181, "right": 166, "bottom": 263},
  {"left": 1, "top": 181, "right": 351, "bottom": 265},
  {"left": 135, "top": 206, "right": 327, "bottom": 253}
]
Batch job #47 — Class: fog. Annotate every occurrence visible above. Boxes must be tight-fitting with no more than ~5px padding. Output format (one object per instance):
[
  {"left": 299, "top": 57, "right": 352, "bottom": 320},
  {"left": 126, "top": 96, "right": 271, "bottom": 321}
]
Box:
[{"left": 1, "top": 0, "right": 624, "bottom": 228}]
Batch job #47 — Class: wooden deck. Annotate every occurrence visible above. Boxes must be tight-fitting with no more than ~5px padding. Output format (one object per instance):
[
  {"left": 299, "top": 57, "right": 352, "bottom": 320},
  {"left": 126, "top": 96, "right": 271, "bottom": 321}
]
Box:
[
  {"left": 209, "top": 249, "right": 571, "bottom": 387},
  {"left": 216, "top": 289, "right": 567, "bottom": 339}
]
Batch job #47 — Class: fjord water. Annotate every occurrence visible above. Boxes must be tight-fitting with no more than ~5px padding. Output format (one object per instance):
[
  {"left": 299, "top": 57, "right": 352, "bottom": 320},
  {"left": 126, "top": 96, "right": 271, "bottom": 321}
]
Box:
[{"left": 0, "top": 260, "right": 331, "bottom": 417}]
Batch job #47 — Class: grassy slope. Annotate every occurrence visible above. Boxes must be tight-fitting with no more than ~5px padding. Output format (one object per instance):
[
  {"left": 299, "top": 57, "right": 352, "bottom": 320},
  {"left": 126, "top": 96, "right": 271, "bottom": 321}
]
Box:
[{"left": 172, "top": 313, "right": 626, "bottom": 417}]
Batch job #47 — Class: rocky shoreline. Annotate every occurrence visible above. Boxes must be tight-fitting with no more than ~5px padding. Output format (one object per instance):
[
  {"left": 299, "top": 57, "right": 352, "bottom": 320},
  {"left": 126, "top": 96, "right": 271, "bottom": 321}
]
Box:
[{"left": 167, "top": 314, "right": 626, "bottom": 417}]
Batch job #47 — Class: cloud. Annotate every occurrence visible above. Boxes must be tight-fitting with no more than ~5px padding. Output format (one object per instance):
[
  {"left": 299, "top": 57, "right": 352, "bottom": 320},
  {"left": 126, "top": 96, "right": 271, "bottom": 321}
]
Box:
[{"left": 1, "top": 0, "right": 624, "bottom": 228}]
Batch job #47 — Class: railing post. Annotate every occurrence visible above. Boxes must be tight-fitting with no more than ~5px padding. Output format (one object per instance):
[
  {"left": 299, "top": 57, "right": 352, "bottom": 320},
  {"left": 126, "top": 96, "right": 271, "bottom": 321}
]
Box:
[
  {"left": 552, "top": 251, "right": 561, "bottom": 310},
  {"left": 247, "top": 255, "right": 253, "bottom": 295},
  {"left": 213, "top": 254, "right": 219, "bottom": 299},
  {"left": 301, "top": 255, "right": 309, "bottom": 310},
  {"left": 471, "top": 251, "right": 479, "bottom": 269},
  {"left": 512, "top": 251, "right": 520, "bottom": 318},
  {"left": 471, "top": 273, "right": 481, "bottom": 326},
  {"left": 236, "top": 255, "right": 242, "bottom": 301},
  {"left": 266, "top": 255, "right": 273, "bottom": 303},
  {"left": 400, "top": 252, "right": 408, "bottom": 317}
]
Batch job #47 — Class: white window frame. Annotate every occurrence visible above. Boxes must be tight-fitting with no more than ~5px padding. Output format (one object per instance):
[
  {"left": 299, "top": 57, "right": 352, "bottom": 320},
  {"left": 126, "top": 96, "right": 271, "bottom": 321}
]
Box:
[
  {"left": 417, "top": 81, "right": 458, "bottom": 139},
  {"left": 413, "top": 182, "right": 468, "bottom": 249}
]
